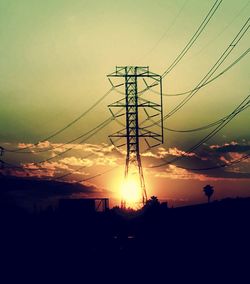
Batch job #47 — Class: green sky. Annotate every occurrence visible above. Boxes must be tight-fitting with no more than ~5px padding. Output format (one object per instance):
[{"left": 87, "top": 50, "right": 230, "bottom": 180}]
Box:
[
  {"left": 0, "top": 0, "right": 249, "bottom": 145},
  {"left": 0, "top": 0, "right": 249, "bottom": 207}
]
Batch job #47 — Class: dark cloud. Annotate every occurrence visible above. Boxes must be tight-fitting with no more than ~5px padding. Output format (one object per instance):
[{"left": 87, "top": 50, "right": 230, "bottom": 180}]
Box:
[
  {"left": 144, "top": 142, "right": 250, "bottom": 181},
  {"left": 210, "top": 143, "right": 250, "bottom": 153},
  {"left": 202, "top": 170, "right": 250, "bottom": 180},
  {"left": 1, "top": 176, "right": 98, "bottom": 196},
  {"left": 0, "top": 175, "right": 107, "bottom": 210}
]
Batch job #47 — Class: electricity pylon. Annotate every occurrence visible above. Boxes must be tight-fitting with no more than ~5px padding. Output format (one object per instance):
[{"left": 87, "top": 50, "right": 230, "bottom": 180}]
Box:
[{"left": 107, "top": 66, "right": 163, "bottom": 208}]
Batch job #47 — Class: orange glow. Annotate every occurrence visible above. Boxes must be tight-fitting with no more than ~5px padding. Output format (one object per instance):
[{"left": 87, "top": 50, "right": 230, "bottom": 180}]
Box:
[
  {"left": 107, "top": 166, "right": 150, "bottom": 209},
  {"left": 120, "top": 174, "right": 142, "bottom": 209}
]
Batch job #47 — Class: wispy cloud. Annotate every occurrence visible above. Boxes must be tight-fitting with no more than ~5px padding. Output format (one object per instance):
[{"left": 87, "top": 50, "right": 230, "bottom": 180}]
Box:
[
  {"left": 59, "top": 157, "right": 93, "bottom": 167},
  {"left": 157, "top": 147, "right": 197, "bottom": 158},
  {"left": 154, "top": 165, "right": 207, "bottom": 181}
]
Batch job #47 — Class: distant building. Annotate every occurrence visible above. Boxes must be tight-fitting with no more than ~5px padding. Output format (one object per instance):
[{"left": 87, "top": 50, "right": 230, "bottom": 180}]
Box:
[{"left": 58, "top": 198, "right": 109, "bottom": 215}]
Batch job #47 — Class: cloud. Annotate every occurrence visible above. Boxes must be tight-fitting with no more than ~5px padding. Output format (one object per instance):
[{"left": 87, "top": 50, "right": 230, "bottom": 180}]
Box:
[
  {"left": 0, "top": 175, "right": 109, "bottom": 210},
  {"left": 18, "top": 142, "right": 35, "bottom": 149},
  {"left": 94, "top": 156, "right": 118, "bottom": 166},
  {"left": 3, "top": 140, "right": 250, "bottom": 183},
  {"left": 157, "top": 147, "right": 197, "bottom": 158},
  {"left": 210, "top": 141, "right": 250, "bottom": 153},
  {"left": 16, "top": 141, "right": 115, "bottom": 155},
  {"left": 141, "top": 151, "right": 159, "bottom": 158},
  {"left": 83, "top": 143, "right": 115, "bottom": 155},
  {"left": 2, "top": 168, "right": 54, "bottom": 179},
  {"left": 59, "top": 157, "right": 93, "bottom": 167},
  {"left": 146, "top": 141, "right": 250, "bottom": 181},
  {"left": 154, "top": 165, "right": 207, "bottom": 181},
  {"left": 18, "top": 161, "right": 71, "bottom": 178},
  {"left": 3, "top": 142, "right": 124, "bottom": 186}
]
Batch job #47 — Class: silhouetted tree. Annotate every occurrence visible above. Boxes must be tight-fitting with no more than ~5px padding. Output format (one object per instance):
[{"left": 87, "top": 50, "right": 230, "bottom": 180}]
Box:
[
  {"left": 203, "top": 184, "right": 214, "bottom": 203},
  {"left": 143, "top": 196, "right": 161, "bottom": 213},
  {"left": 148, "top": 196, "right": 160, "bottom": 206}
]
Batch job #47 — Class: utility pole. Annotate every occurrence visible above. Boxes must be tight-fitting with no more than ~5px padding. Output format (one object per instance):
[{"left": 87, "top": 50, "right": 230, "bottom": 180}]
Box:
[{"left": 107, "top": 66, "right": 163, "bottom": 208}]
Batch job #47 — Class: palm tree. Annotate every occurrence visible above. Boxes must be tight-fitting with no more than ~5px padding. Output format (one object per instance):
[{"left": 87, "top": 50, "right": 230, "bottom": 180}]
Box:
[
  {"left": 148, "top": 196, "right": 160, "bottom": 207},
  {"left": 203, "top": 185, "right": 214, "bottom": 203},
  {"left": 143, "top": 196, "right": 160, "bottom": 211}
]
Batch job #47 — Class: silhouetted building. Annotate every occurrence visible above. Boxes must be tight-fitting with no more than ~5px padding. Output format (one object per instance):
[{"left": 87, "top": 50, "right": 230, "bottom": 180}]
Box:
[{"left": 58, "top": 198, "right": 109, "bottom": 215}]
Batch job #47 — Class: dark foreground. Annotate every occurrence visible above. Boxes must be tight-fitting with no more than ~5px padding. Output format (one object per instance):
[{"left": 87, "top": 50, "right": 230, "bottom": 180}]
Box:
[{"left": 1, "top": 197, "right": 250, "bottom": 283}]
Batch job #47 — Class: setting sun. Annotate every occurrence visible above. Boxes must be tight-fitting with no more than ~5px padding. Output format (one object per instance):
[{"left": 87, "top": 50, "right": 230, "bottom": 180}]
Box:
[{"left": 120, "top": 174, "right": 142, "bottom": 209}]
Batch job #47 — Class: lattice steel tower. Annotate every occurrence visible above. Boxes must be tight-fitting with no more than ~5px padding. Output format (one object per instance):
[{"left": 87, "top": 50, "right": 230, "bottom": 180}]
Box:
[{"left": 107, "top": 66, "right": 163, "bottom": 208}]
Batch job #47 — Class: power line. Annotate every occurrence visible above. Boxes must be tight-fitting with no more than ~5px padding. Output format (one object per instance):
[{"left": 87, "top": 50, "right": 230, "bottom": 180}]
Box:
[
  {"left": 63, "top": 97, "right": 250, "bottom": 185},
  {"left": 153, "top": 47, "right": 250, "bottom": 97},
  {"left": 136, "top": 0, "right": 222, "bottom": 96},
  {"left": 137, "top": 0, "right": 189, "bottom": 62},
  {"left": 155, "top": 97, "right": 249, "bottom": 168},
  {"left": 70, "top": 134, "right": 250, "bottom": 185},
  {"left": 2, "top": 117, "right": 114, "bottom": 171},
  {"left": 143, "top": 94, "right": 249, "bottom": 134},
  {"left": 149, "top": 94, "right": 250, "bottom": 168},
  {"left": 188, "top": 0, "right": 250, "bottom": 59},
  {"left": 4, "top": 100, "right": 248, "bottom": 183},
  {"left": 142, "top": 36, "right": 249, "bottom": 131},
  {"left": 53, "top": 153, "right": 95, "bottom": 180},
  {"left": 6, "top": 98, "right": 248, "bottom": 180},
  {"left": 6, "top": 117, "right": 113, "bottom": 154},
  {"left": 25, "top": 117, "right": 113, "bottom": 165},
  {"left": 179, "top": 152, "right": 250, "bottom": 171},
  {"left": 162, "top": 18, "right": 250, "bottom": 120},
  {"left": 54, "top": 142, "right": 117, "bottom": 181},
  {"left": 161, "top": 0, "right": 223, "bottom": 78},
  {"left": 159, "top": 100, "right": 249, "bottom": 133},
  {"left": 75, "top": 167, "right": 116, "bottom": 183},
  {"left": 5, "top": 89, "right": 128, "bottom": 156},
  {"left": 182, "top": 100, "right": 249, "bottom": 153},
  {"left": 164, "top": 115, "right": 234, "bottom": 133},
  {"left": 4, "top": 88, "right": 114, "bottom": 153},
  {"left": 144, "top": 19, "right": 250, "bottom": 130},
  {"left": 2, "top": 2, "right": 247, "bottom": 185}
]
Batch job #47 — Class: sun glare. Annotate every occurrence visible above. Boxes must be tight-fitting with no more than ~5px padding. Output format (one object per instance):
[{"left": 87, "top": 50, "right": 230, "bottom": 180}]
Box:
[{"left": 120, "top": 175, "right": 142, "bottom": 209}]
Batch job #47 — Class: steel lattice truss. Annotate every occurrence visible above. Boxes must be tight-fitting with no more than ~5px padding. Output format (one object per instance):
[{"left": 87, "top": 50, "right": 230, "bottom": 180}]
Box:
[{"left": 107, "top": 66, "right": 163, "bottom": 207}]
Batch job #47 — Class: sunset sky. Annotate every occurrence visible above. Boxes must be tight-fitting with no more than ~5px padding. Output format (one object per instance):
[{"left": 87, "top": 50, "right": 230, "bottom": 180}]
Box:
[{"left": 0, "top": 0, "right": 249, "bottom": 208}]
